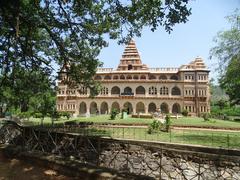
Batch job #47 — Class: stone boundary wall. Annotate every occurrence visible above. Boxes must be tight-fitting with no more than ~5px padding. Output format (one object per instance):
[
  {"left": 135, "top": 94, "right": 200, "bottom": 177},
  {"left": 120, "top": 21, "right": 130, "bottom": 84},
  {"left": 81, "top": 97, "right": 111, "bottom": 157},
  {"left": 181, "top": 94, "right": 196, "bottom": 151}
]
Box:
[
  {"left": 0, "top": 145, "right": 152, "bottom": 180},
  {"left": 1, "top": 125, "right": 240, "bottom": 179}
]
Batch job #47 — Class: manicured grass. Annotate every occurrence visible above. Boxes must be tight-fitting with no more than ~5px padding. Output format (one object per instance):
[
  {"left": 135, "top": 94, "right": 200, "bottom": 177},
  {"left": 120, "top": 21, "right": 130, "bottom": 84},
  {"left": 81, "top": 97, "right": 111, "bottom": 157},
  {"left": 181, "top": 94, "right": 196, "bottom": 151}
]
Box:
[
  {"left": 22, "top": 117, "right": 73, "bottom": 126},
  {"left": 171, "top": 117, "right": 240, "bottom": 129},
  {"left": 23, "top": 115, "right": 240, "bottom": 149},
  {"left": 55, "top": 126, "right": 240, "bottom": 149},
  {"left": 75, "top": 115, "right": 240, "bottom": 129},
  {"left": 25, "top": 115, "right": 240, "bottom": 129},
  {"left": 75, "top": 115, "right": 154, "bottom": 125}
]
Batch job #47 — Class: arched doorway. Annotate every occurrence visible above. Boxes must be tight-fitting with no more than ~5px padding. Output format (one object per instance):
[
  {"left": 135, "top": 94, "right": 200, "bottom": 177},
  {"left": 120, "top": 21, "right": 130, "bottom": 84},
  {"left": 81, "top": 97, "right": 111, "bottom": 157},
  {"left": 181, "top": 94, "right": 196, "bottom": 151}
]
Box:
[
  {"left": 100, "top": 102, "right": 108, "bottom": 114},
  {"left": 123, "top": 102, "right": 133, "bottom": 114},
  {"left": 160, "top": 103, "right": 169, "bottom": 113},
  {"left": 172, "top": 103, "right": 181, "bottom": 114},
  {"left": 90, "top": 102, "right": 98, "bottom": 114},
  {"left": 148, "top": 103, "right": 156, "bottom": 113},
  {"left": 136, "top": 102, "right": 145, "bottom": 113},
  {"left": 79, "top": 102, "right": 87, "bottom": 114},
  {"left": 112, "top": 102, "right": 120, "bottom": 112}
]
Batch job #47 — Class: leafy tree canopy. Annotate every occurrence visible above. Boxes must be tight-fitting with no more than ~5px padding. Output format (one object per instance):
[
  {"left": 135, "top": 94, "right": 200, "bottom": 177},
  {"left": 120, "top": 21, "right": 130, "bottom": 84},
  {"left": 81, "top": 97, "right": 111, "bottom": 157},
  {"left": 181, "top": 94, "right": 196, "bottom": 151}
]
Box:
[
  {"left": 210, "top": 9, "right": 240, "bottom": 105},
  {"left": 0, "top": 0, "right": 191, "bottom": 87},
  {"left": 0, "top": 0, "right": 191, "bottom": 113}
]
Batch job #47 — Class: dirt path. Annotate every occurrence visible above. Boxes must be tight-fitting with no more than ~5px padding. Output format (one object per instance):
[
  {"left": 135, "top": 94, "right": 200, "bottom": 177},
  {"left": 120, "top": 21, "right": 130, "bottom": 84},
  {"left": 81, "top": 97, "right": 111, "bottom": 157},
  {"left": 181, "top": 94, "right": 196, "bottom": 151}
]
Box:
[{"left": 0, "top": 156, "right": 77, "bottom": 180}]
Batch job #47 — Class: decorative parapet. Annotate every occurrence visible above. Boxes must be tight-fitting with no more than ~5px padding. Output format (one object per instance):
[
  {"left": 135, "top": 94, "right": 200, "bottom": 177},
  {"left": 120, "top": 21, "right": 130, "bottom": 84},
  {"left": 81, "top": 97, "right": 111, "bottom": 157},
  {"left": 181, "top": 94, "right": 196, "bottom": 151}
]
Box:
[
  {"left": 97, "top": 68, "right": 114, "bottom": 72},
  {"left": 149, "top": 68, "right": 179, "bottom": 72}
]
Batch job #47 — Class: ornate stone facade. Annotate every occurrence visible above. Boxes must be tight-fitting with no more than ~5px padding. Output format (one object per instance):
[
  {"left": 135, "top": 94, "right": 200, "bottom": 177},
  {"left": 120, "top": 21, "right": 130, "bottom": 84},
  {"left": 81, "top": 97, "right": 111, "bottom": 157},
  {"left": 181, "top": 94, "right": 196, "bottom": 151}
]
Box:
[{"left": 57, "top": 40, "right": 210, "bottom": 117}]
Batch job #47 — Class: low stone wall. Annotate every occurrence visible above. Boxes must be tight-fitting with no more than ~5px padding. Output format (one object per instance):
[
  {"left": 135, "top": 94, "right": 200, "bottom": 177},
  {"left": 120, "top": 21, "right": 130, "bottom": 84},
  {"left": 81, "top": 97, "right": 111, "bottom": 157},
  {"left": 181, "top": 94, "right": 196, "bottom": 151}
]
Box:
[
  {"left": 96, "top": 138, "right": 240, "bottom": 179},
  {"left": 0, "top": 145, "right": 152, "bottom": 180},
  {"left": 1, "top": 126, "right": 240, "bottom": 179}
]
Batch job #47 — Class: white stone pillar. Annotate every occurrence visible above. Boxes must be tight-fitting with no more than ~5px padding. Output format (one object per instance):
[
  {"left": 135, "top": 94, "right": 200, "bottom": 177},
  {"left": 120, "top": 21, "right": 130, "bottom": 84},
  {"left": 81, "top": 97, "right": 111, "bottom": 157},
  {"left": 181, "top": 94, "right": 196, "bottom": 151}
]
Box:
[
  {"left": 144, "top": 105, "right": 148, "bottom": 114},
  {"left": 133, "top": 107, "right": 136, "bottom": 115}
]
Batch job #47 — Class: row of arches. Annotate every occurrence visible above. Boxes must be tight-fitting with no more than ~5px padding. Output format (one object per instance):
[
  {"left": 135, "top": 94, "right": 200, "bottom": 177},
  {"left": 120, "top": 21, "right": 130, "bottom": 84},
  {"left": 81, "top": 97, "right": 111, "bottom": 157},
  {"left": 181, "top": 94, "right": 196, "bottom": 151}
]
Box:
[
  {"left": 79, "top": 102, "right": 181, "bottom": 115},
  {"left": 111, "top": 86, "right": 181, "bottom": 95},
  {"left": 95, "top": 74, "right": 180, "bottom": 81}
]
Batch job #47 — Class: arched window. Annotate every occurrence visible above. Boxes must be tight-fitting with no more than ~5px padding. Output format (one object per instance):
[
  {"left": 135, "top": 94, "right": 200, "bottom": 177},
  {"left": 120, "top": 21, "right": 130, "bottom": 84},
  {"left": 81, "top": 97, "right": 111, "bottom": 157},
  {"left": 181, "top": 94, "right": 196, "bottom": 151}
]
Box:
[
  {"left": 170, "top": 75, "right": 179, "bottom": 80},
  {"left": 120, "top": 75, "right": 125, "bottom": 79},
  {"left": 104, "top": 75, "right": 111, "bottom": 80},
  {"left": 128, "top": 65, "right": 133, "bottom": 70},
  {"left": 94, "top": 75, "right": 102, "bottom": 80},
  {"left": 100, "top": 87, "right": 108, "bottom": 95},
  {"left": 171, "top": 86, "right": 181, "bottom": 95},
  {"left": 126, "top": 75, "right": 132, "bottom": 80},
  {"left": 136, "top": 86, "right": 145, "bottom": 95},
  {"left": 136, "top": 102, "right": 145, "bottom": 113},
  {"left": 140, "top": 75, "right": 146, "bottom": 80},
  {"left": 160, "top": 86, "right": 169, "bottom": 95},
  {"left": 149, "top": 75, "right": 156, "bottom": 80},
  {"left": 124, "top": 87, "right": 132, "bottom": 94},
  {"left": 159, "top": 75, "right": 167, "bottom": 80},
  {"left": 149, "top": 86, "right": 157, "bottom": 95},
  {"left": 113, "top": 75, "right": 119, "bottom": 80},
  {"left": 133, "top": 75, "right": 139, "bottom": 80},
  {"left": 111, "top": 86, "right": 120, "bottom": 95}
]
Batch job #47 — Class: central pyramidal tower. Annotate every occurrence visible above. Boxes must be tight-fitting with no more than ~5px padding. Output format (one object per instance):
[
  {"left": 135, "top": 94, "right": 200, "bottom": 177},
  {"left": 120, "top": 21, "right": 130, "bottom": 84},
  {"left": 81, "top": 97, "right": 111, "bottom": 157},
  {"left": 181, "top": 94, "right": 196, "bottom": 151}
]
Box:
[{"left": 117, "top": 39, "right": 148, "bottom": 71}]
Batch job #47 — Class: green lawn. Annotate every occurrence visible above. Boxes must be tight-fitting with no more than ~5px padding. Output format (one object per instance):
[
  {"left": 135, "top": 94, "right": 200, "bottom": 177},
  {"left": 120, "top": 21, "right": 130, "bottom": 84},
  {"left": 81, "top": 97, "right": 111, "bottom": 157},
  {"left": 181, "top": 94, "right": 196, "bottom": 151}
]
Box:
[
  {"left": 51, "top": 126, "right": 240, "bottom": 149},
  {"left": 75, "top": 115, "right": 154, "bottom": 124},
  {"left": 25, "top": 115, "right": 240, "bottom": 129},
  {"left": 171, "top": 117, "right": 240, "bottom": 129},
  {"left": 23, "top": 115, "right": 240, "bottom": 149},
  {"left": 75, "top": 115, "right": 240, "bottom": 128}
]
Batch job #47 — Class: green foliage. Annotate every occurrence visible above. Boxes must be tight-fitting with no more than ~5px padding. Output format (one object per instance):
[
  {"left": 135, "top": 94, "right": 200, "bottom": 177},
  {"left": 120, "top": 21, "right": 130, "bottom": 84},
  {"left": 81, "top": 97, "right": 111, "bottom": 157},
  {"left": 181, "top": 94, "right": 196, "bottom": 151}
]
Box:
[
  {"left": 147, "top": 120, "right": 161, "bottom": 134},
  {"left": 165, "top": 114, "right": 171, "bottom": 132},
  {"left": 210, "top": 83, "right": 228, "bottom": 104},
  {"left": 59, "top": 112, "right": 71, "bottom": 120},
  {"left": 182, "top": 109, "right": 189, "bottom": 116},
  {"left": 0, "top": 0, "right": 191, "bottom": 99},
  {"left": 110, "top": 108, "right": 119, "bottom": 120},
  {"left": 211, "top": 105, "right": 240, "bottom": 118},
  {"left": 33, "top": 112, "right": 43, "bottom": 119},
  {"left": 202, "top": 113, "right": 211, "bottom": 121},
  {"left": 215, "top": 99, "right": 228, "bottom": 110},
  {"left": 210, "top": 9, "right": 240, "bottom": 105},
  {"left": 220, "top": 56, "right": 240, "bottom": 105},
  {"left": 17, "top": 111, "right": 31, "bottom": 120},
  {"left": 51, "top": 110, "right": 60, "bottom": 120}
]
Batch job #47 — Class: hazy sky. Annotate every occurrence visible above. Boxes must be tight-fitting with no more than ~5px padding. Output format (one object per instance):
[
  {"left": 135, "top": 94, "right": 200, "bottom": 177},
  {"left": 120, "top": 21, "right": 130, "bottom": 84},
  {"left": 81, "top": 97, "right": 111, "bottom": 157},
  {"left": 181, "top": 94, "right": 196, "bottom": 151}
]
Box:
[{"left": 98, "top": 0, "right": 240, "bottom": 81}]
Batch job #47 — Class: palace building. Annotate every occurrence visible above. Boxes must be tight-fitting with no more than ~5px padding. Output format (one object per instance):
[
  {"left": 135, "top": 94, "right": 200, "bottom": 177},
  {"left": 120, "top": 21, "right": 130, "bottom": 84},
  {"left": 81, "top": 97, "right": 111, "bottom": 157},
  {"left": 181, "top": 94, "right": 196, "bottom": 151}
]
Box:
[{"left": 57, "top": 40, "right": 210, "bottom": 117}]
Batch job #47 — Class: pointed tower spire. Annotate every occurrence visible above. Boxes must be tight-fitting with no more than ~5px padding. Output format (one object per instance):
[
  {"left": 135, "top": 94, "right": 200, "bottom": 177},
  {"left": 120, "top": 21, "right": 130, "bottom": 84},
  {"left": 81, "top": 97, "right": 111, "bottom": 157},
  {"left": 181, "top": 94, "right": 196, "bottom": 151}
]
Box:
[{"left": 117, "top": 39, "right": 148, "bottom": 71}]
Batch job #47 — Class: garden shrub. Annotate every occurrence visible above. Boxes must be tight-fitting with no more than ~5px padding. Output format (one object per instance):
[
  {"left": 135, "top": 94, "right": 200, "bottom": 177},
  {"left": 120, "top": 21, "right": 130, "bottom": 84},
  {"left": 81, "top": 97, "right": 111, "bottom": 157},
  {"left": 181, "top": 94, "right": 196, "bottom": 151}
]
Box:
[
  {"left": 59, "top": 112, "right": 71, "bottom": 119},
  {"left": 110, "top": 108, "right": 119, "bottom": 120},
  {"left": 182, "top": 109, "right": 188, "bottom": 116},
  {"left": 202, "top": 113, "right": 211, "bottom": 121},
  {"left": 17, "top": 112, "right": 31, "bottom": 120},
  {"left": 33, "top": 112, "right": 43, "bottom": 118},
  {"left": 147, "top": 120, "right": 162, "bottom": 134},
  {"left": 165, "top": 114, "right": 171, "bottom": 132}
]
